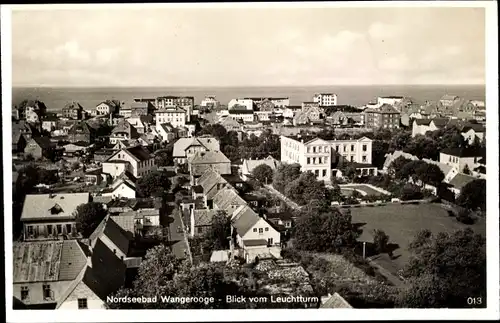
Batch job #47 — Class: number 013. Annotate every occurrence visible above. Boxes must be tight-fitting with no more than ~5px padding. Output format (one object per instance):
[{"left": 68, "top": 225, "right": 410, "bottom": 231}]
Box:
[{"left": 467, "top": 297, "right": 482, "bottom": 305}]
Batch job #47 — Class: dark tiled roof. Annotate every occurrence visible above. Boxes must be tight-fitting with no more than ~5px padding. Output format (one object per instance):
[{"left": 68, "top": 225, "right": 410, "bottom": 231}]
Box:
[
  {"left": 32, "top": 136, "right": 54, "bottom": 149},
  {"left": 58, "top": 240, "right": 88, "bottom": 281},
  {"left": 232, "top": 206, "right": 260, "bottom": 236},
  {"left": 103, "top": 217, "right": 130, "bottom": 256},
  {"left": 430, "top": 118, "right": 449, "bottom": 127},
  {"left": 449, "top": 173, "right": 477, "bottom": 190},
  {"left": 192, "top": 185, "right": 204, "bottom": 193},
  {"left": 266, "top": 211, "right": 294, "bottom": 221},
  {"left": 124, "top": 145, "right": 151, "bottom": 161},
  {"left": 441, "top": 147, "right": 484, "bottom": 158}
]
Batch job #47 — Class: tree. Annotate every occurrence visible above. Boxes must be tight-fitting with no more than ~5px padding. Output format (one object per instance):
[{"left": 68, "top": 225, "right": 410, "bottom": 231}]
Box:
[
  {"left": 137, "top": 170, "right": 172, "bottom": 197},
  {"left": 398, "top": 229, "right": 486, "bottom": 308},
  {"left": 204, "top": 211, "right": 232, "bottom": 251},
  {"left": 373, "top": 229, "right": 389, "bottom": 254},
  {"left": 197, "top": 123, "right": 227, "bottom": 141},
  {"left": 400, "top": 184, "right": 423, "bottom": 201},
  {"left": 75, "top": 202, "right": 108, "bottom": 237},
  {"left": 251, "top": 164, "right": 274, "bottom": 184},
  {"left": 462, "top": 164, "right": 471, "bottom": 175},
  {"left": 456, "top": 179, "right": 486, "bottom": 211},
  {"left": 415, "top": 162, "right": 445, "bottom": 187},
  {"left": 71, "top": 161, "right": 80, "bottom": 171},
  {"left": 389, "top": 156, "right": 411, "bottom": 177},
  {"left": 294, "top": 201, "right": 358, "bottom": 253},
  {"left": 372, "top": 140, "right": 390, "bottom": 169},
  {"left": 284, "top": 172, "right": 331, "bottom": 206},
  {"left": 272, "top": 163, "right": 301, "bottom": 193},
  {"left": 155, "top": 149, "right": 173, "bottom": 167},
  {"left": 342, "top": 165, "right": 357, "bottom": 182}
]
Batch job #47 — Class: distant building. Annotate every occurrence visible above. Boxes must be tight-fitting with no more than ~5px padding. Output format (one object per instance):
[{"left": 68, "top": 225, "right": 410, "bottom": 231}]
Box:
[
  {"left": 241, "top": 156, "right": 279, "bottom": 181},
  {"left": 67, "top": 121, "right": 95, "bottom": 144},
  {"left": 228, "top": 99, "right": 254, "bottom": 111},
  {"left": 364, "top": 104, "right": 400, "bottom": 130},
  {"left": 227, "top": 109, "right": 255, "bottom": 123},
  {"left": 243, "top": 97, "right": 290, "bottom": 108},
  {"left": 110, "top": 120, "right": 140, "bottom": 145},
  {"left": 301, "top": 101, "right": 320, "bottom": 110},
  {"left": 173, "top": 136, "right": 220, "bottom": 165},
  {"left": 188, "top": 150, "right": 231, "bottom": 178},
  {"left": 103, "top": 146, "right": 156, "bottom": 178},
  {"left": 461, "top": 124, "right": 485, "bottom": 144},
  {"left": 155, "top": 107, "right": 187, "bottom": 129},
  {"left": 293, "top": 106, "right": 325, "bottom": 126},
  {"left": 156, "top": 123, "right": 177, "bottom": 143},
  {"left": 95, "top": 101, "right": 117, "bottom": 116},
  {"left": 62, "top": 102, "right": 84, "bottom": 120},
  {"left": 200, "top": 96, "right": 219, "bottom": 108},
  {"left": 126, "top": 115, "right": 153, "bottom": 134},
  {"left": 24, "top": 137, "right": 55, "bottom": 160},
  {"left": 155, "top": 96, "right": 194, "bottom": 118},
  {"left": 439, "top": 95, "right": 460, "bottom": 107},
  {"left": 313, "top": 93, "right": 338, "bottom": 106},
  {"left": 377, "top": 96, "right": 404, "bottom": 107},
  {"left": 130, "top": 101, "right": 154, "bottom": 117}
]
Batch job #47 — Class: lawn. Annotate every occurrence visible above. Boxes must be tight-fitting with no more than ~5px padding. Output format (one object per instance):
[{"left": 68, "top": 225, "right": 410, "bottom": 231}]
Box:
[
  {"left": 350, "top": 203, "right": 486, "bottom": 275},
  {"left": 341, "top": 184, "right": 387, "bottom": 196}
]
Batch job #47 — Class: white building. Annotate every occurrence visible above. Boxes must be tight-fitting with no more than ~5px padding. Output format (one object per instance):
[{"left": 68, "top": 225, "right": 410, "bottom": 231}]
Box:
[
  {"left": 313, "top": 93, "right": 338, "bottom": 106},
  {"left": 155, "top": 107, "right": 187, "bottom": 129},
  {"left": 439, "top": 147, "right": 484, "bottom": 173},
  {"left": 200, "top": 96, "right": 219, "bottom": 108},
  {"left": 228, "top": 99, "right": 254, "bottom": 110},
  {"left": 377, "top": 96, "right": 404, "bottom": 107},
  {"left": 103, "top": 146, "right": 156, "bottom": 178},
  {"left": 280, "top": 135, "right": 374, "bottom": 182}
]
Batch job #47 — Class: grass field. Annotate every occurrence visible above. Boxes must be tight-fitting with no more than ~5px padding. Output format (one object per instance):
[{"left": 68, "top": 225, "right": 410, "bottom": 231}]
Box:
[
  {"left": 341, "top": 184, "right": 387, "bottom": 196},
  {"left": 350, "top": 203, "right": 486, "bottom": 275}
]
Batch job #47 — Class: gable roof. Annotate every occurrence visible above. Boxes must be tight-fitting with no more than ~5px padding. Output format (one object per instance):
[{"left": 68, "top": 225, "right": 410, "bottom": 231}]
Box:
[
  {"left": 232, "top": 206, "right": 260, "bottom": 236},
  {"left": 461, "top": 124, "right": 486, "bottom": 133},
  {"left": 193, "top": 209, "right": 216, "bottom": 227},
  {"left": 68, "top": 121, "right": 93, "bottom": 135},
  {"left": 321, "top": 293, "right": 353, "bottom": 308},
  {"left": 31, "top": 136, "right": 54, "bottom": 149},
  {"left": 196, "top": 169, "right": 229, "bottom": 195},
  {"left": 414, "top": 119, "right": 432, "bottom": 126},
  {"left": 449, "top": 173, "right": 477, "bottom": 190},
  {"left": 21, "top": 193, "right": 90, "bottom": 221},
  {"left": 421, "top": 159, "right": 454, "bottom": 177},
  {"left": 189, "top": 150, "right": 230, "bottom": 164},
  {"left": 242, "top": 156, "right": 279, "bottom": 174},
  {"left": 13, "top": 240, "right": 87, "bottom": 283},
  {"left": 383, "top": 150, "right": 419, "bottom": 169},
  {"left": 89, "top": 216, "right": 130, "bottom": 256},
  {"left": 430, "top": 118, "right": 449, "bottom": 128},
  {"left": 213, "top": 188, "right": 247, "bottom": 211},
  {"left": 108, "top": 145, "right": 152, "bottom": 163}
]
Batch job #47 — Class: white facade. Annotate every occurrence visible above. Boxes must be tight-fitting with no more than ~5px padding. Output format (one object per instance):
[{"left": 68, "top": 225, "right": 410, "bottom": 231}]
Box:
[
  {"left": 102, "top": 182, "right": 136, "bottom": 199},
  {"left": 228, "top": 99, "right": 254, "bottom": 110},
  {"left": 155, "top": 109, "right": 186, "bottom": 129},
  {"left": 280, "top": 136, "right": 373, "bottom": 182},
  {"left": 227, "top": 113, "right": 255, "bottom": 123},
  {"left": 377, "top": 97, "right": 404, "bottom": 107},
  {"left": 106, "top": 149, "right": 156, "bottom": 178},
  {"left": 96, "top": 102, "right": 114, "bottom": 116},
  {"left": 313, "top": 93, "right": 338, "bottom": 106},
  {"left": 439, "top": 153, "right": 480, "bottom": 173},
  {"left": 201, "top": 96, "right": 219, "bottom": 107},
  {"left": 461, "top": 128, "right": 485, "bottom": 145},
  {"left": 237, "top": 217, "right": 281, "bottom": 248}
]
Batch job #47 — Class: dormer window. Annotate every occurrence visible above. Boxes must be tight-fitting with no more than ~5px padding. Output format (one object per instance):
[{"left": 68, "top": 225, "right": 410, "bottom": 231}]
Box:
[{"left": 50, "top": 204, "right": 63, "bottom": 215}]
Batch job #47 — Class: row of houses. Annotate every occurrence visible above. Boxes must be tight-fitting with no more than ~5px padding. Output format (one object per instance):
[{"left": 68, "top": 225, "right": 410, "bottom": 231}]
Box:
[{"left": 412, "top": 118, "right": 486, "bottom": 144}]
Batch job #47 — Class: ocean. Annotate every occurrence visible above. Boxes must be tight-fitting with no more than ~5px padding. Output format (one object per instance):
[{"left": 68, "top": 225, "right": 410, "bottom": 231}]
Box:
[{"left": 12, "top": 85, "right": 485, "bottom": 111}]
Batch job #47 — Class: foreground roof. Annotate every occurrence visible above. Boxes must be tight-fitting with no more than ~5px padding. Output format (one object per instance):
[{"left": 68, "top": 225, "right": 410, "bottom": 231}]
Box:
[{"left": 21, "top": 193, "right": 90, "bottom": 221}]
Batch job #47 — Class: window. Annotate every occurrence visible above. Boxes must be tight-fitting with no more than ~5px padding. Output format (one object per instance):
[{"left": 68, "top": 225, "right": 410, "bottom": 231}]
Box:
[
  {"left": 343, "top": 145, "right": 347, "bottom": 152},
  {"left": 21, "top": 286, "right": 29, "bottom": 301},
  {"left": 307, "top": 157, "right": 311, "bottom": 165},
  {"left": 27, "top": 226, "right": 33, "bottom": 235},
  {"left": 258, "top": 228, "right": 263, "bottom": 234},
  {"left": 43, "top": 284, "right": 53, "bottom": 300},
  {"left": 362, "top": 145, "right": 367, "bottom": 152},
  {"left": 113, "top": 249, "right": 116, "bottom": 254},
  {"left": 253, "top": 228, "right": 257, "bottom": 232},
  {"left": 265, "top": 227, "right": 269, "bottom": 232},
  {"left": 350, "top": 156, "right": 354, "bottom": 162},
  {"left": 362, "top": 156, "right": 367, "bottom": 162},
  {"left": 78, "top": 298, "right": 88, "bottom": 309},
  {"left": 66, "top": 224, "right": 72, "bottom": 234},
  {"left": 336, "top": 145, "right": 339, "bottom": 152},
  {"left": 47, "top": 225, "right": 53, "bottom": 236},
  {"left": 322, "top": 169, "right": 327, "bottom": 177},
  {"left": 351, "top": 145, "right": 355, "bottom": 151},
  {"left": 315, "top": 170, "right": 320, "bottom": 177},
  {"left": 267, "top": 238, "right": 274, "bottom": 246}
]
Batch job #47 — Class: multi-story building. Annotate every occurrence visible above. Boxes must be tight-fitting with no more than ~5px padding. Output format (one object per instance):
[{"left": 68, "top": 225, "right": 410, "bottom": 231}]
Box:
[
  {"left": 364, "top": 104, "right": 400, "bottom": 130},
  {"left": 376, "top": 96, "right": 404, "bottom": 107},
  {"left": 439, "top": 95, "right": 460, "bottom": 107},
  {"left": 280, "top": 135, "right": 374, "bottom": 182},
  {"left": 439, "top": 147, "right": 485, "bottom": 173},
  {"left": 200, "top": 96, "right": 219, "bottom": 108},
  {"left": 155, "top": 96, "right": 194, "bottom": 118},
  {"left": 313, "top": 93, "right": 338, "bottom": 106},
  {"left": 155, "top": 107, "right": 187, "bottom": 129},
  {"left": 243, "top": 97, "right": 290, "bottom": 108},
  {"left": 301, "top": 101, "right": 320, "bottom": 110},
  {"left": 62, "top": 102, "right": 84, "bottom": 120},
  {"left": 95, "top": 101, "right": 117, "bottom": 116},
  {"left": 228, "top": 99, "right": 254, "bottom": 111}
]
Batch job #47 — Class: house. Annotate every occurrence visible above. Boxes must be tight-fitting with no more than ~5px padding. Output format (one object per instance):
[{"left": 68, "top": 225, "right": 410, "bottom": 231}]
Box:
[
  {"left": 228, "top": 98, "right": 254, "bottom": 110},
  {"left": 95, "top": 101, "right": 118, "bottom": 116},
  {"left": 188, "top": 151, "right": 231, "bottom": 179},
  {"left": 439, "top": 95, "right": 460, "bottom": 107},
  {"left": 173, "top": 136, "right": 220, "bottom": 165},
  {"left": 67, "top": 121, "right": 95, "bottom": 144},
  {"left": 461, "top": 124, "right": 485, "bottom": 144},
  {"left": 328, "top": 111, "right": 364, "bottom": 127},
  {"left": 130, "top": 101, "right": 154, "bottom": 117},
  {"left": 196, "top": 168, "right": 231, "bottom": 207},
  {"left": 117, "top": 105, "right": 132, "bottom": 118},
  {"left": 103, "top": 146, "right": 155, "bottom": 178},
  {"left": 155, "top": 107, "right": 188, "bottom": 129},
  {"left": 312, "top": 93, "right": 338, "bottom": 106},
  {"left": 126, "top": 115, "right": 153, "bottom": 134},
  {"left": 24, "top": 136, "right": 55, "bottom": 160},
  {"left": 264, "top": 211, "right": 294, "bottom": 231},
  {"left": 20, "top": 193, "right": 90, "bottom": 241},
  {"left": 112, "top": 139, "right": 139, "bottom": 151},
  {"left": 62, "top": 102, "right": 84, "bottom": 120},
  {"left": 210, "top": 250, "right": 230, "bottom": 263},
  {"left": 189, "top": 209, "right": 216, "bottom": 237},
  {"left": 110, "top": 120, "right": 140, "bottom": 144},
  {"left": 411, "top": 118, "right": 448, "bottom": 137},
  {"left": 282, "top": 106, "right": 302, "bottom": 119},
  {"left": 244, "top": 97, "right": 290, "bottom": 109},
  {"left": 101, "top": 175, "right": 137, "bottom": 199},
  {"left": 41, "top": 116, "right": 59, "bottom": 133},
  {"left": 293, "top": 106, "right": 324, "bottom": 126},
  {"left": 84, "top": 168, "right": 105, "bottom": 186},
  {"left": 212, "top": 188, "right": 248, "bottom": 215},
  {"left": 201, "top": 96, "right": 219, "bottom": 108},
  {"left": 377, "top": 96, "right": 404, "bottom": 108},
  {"left": 231, "top": 206, "right": 281, "bottom": 263},
  {"left": 280, "top": 135, "right": 374, "bottom": 182},
  {"left": 364, "top": 104, "right": 400, "bottom": 130},
  {"left": 447, "top": 173, "right": 478, "bottom": 198},
  {"left": 439, "top": 147, "right": 485, "bottom": 172},
  {"left": 156, "top": 96, "right": 194, "bottom": 116},
  {"left": 227, "top": 108, "right": 255, "bottom": 123},
  {"left": 241, "top": 156, "right": 279, "bottom": 181},
  {"left": 220, "top": 117, "right": 242, "bottom": 132},
  {"left": 156, "top": 123, "right": 177, "bottom": 143}
]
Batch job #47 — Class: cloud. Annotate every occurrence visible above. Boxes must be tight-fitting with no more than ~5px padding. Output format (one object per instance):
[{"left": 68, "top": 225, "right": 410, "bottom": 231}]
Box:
[
  {"left": 378, "top": 54, "right": 411, "bottom": 71},
  {"left": 322, "top": 30, "right": 364, "bottom": 51},
  {"left": 368, "top": 22, "right": 402, "bottom": 40}
]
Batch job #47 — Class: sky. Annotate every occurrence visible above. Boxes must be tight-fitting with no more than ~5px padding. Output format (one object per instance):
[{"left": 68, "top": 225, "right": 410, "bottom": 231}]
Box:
[{"left": 10, "top": 5, "right": 486, "bottom": 87}]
